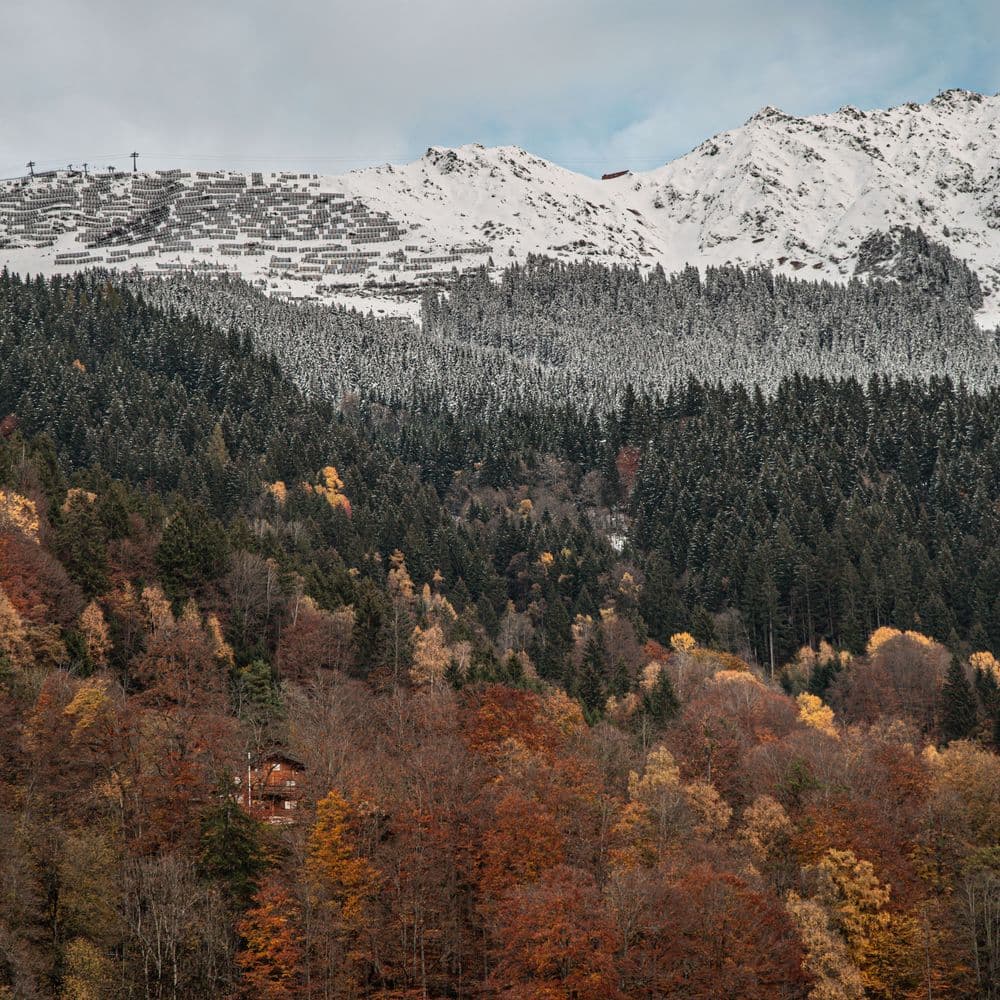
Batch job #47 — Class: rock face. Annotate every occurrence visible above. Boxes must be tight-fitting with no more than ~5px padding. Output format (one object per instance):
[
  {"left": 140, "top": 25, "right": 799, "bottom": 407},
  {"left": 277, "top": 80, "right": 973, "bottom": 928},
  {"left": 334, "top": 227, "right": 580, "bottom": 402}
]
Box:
[{"left": 2, "top": 90, "right": 999, "bottom": 318}]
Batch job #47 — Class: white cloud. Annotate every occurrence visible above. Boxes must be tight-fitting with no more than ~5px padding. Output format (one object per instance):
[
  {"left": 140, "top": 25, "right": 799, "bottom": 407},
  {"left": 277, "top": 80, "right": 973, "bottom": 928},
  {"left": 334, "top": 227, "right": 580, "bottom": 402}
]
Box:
[{"left": 1, "top": 0, "right": 997, "bottom": 178}]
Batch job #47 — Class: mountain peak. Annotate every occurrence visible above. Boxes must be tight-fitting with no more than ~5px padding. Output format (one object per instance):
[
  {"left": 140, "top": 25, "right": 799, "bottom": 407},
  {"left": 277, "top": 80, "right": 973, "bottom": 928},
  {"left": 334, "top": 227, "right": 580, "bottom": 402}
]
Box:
[
  {"left": 746, "top": 105, "right": 789, "bottom": 124},
  {"left": 929, "top": 87, "right": 985, "bottom": 107}
]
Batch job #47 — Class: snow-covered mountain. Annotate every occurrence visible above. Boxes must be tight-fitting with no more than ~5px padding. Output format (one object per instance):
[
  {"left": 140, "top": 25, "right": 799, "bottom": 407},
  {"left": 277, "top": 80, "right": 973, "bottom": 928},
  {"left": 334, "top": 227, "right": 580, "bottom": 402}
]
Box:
[{"left": 2, "top": 88, "right": 999, "bottom": 320}]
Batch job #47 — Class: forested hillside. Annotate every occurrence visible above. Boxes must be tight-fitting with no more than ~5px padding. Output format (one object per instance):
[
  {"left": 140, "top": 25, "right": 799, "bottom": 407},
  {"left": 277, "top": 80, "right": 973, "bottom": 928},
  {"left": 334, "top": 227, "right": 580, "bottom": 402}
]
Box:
[
  {"left": 132, "top": 232, "right": 999, "bottom": 410},
  {"left": 1, "top": 269, "right": 999, "bottom": 997}
]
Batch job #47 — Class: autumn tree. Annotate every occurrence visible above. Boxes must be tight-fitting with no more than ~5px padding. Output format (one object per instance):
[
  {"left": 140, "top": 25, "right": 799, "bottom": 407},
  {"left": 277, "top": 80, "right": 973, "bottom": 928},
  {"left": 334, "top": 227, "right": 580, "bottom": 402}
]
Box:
[
  {"left": 276, "top": 595, "right": 355, "bottom": 680},
  {"left": 236, "top": 879, "right": 305, "bottom": 1000},
  {"left": 814, "top": 848, "right": 920, "bottom": 997},
  {"left": 410, "top": 621, "right": 456, "bottom": 687},
  {"left": 0, "top": 585, "right": 30, "bottom": 670},
  {"left": 489, "top": 865, "right": 623, "bottom": 1000},
  {"left": 786, "top": 891, "right": 865, "bottom": 1000},
  {"left": 78, "top": 601, "right": 111, "bottom": 669},
  {"left": 797, "top": 692, "right": 838, "bottom": 738},
  {"left": 635, "top": 866, "right": 809, "bottom": 999},
  {"left": 304, "top": 790, "right": 378, "bottom": 992}
]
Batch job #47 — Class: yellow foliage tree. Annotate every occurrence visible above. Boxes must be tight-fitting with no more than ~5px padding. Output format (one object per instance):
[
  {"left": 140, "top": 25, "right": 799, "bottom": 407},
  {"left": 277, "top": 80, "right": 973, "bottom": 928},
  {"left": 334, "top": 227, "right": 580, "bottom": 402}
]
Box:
[
  {"left": 741, "top": 794, "right": 792, "bottom": 860},
  {"left": 670, "top": 631, "right": 697, "bottom": 652},
  {"left": 306, "top": 790, "right": 378, "bottom": 930},
  {"left": 815, "top": 849, "right": 919, "bottom": 997},
  {"left": 266, "top": 480, "right": 288, "bottom": 505},
  {"left": 0, "top": 489, "right": 40, "bottom": 540},
  {"left": 63, "top": 677, "right": 114, "bottom": 746},
  {"left": 786, "top": 891, "right": 866, "bottom": 1000},
  {"left": 60, "top": 938, "right": 114, "bottom": 1000},
  {"left": 970, "top": 650, "right": 1000, "bottom": 684},
  {"left": 619, "top": 745, "right": 730, "bottom": 860},
  {"left": 639, "top": 659, "right": 665, "bottom": 692},
  {"left": 141, "top": 584, "right": 174, "bottom": 634},
  {"left": 61, "top": 488, "right": 97, "bottom": 514},
  {"left": 79, "top": 601, "right": 111, "bottom": 668},
  {"left": 410, "top": 623, "right": 451, "bottom": 687},
  {"left": 797, "top": 693, "right": 838, "bottom": 738},
  {"left": 683, "top": 778, "right": 732, "bottom": 837},
  {"left": 541, "top": 688, "right": 587, "bottom": 738},
  {"left": 313, "top": 465, "right": 350, "bottom": 512},
  {"left": 387, "top": 549, "right": 415, "bottom": 604},
  {"left": 866, "top": 626, "right": 935, "bottom": 656},
  {"left": 782, "top": 641, "right": 850, "bottom": 694},
  {"left": 205, "top": 613, "right": 235, "bottom": 668},
  {"left": 0, "top": 585, "right": 30, "bottom": 669},
  {"left": 926, "top": 740, "right": 1000, "bottom": 850}
]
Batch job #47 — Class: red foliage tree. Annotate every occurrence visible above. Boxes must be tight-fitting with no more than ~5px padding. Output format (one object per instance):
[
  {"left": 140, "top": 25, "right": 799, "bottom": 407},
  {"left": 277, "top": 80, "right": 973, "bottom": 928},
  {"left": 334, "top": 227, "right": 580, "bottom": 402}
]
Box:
[
  {"left": 489, "top": 865, "right": 624, "bottom": 1000},
  {"left": 638, "top": 865, "right": 810, "bottom": 998}
]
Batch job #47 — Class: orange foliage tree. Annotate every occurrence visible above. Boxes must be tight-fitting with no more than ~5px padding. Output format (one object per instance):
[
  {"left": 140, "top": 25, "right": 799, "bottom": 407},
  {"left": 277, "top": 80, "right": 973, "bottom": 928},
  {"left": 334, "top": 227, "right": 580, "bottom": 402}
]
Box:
[{"left": 236, "top": 879, "right": 305, "bottom": 999}]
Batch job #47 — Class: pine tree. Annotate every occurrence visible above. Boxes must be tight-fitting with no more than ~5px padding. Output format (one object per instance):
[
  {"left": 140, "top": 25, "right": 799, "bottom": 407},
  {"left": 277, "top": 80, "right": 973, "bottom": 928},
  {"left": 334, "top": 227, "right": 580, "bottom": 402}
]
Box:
[
  {"left": 641, "top": 667, "right": 679, "bottom": 727},
  {"left": 55, "top": 493, "right": 110, "bottom": 597},
  {"left": 577, "top": 631, "right": 606, "bottom": 717},
  {"left": 199, "top": 798, "right": 266, "bottom": 908},
  {"left": 940, "top": 655, "right": 977, "bottom": 744}
]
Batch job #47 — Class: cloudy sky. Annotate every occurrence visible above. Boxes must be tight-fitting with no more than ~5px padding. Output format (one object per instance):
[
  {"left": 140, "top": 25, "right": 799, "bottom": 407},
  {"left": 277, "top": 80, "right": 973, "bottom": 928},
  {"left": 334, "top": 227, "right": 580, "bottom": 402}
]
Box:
[{"left": 3, "top": 0, "right": 998, "bottom": 178}]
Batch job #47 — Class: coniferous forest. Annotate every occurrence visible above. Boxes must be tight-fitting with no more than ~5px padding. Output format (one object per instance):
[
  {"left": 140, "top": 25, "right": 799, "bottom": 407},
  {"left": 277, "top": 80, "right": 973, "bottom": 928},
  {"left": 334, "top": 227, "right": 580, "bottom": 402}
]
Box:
[{"left": 1, "top": 265, "right": 1000, "bottom": 998}]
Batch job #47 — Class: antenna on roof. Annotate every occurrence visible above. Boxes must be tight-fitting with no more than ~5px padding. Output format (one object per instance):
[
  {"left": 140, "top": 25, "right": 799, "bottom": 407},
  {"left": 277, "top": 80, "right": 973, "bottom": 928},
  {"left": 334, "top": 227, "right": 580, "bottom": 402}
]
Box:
[
  {"left": 26, "top": 161, "right": 35, "bottom": 177},
  {"left": 131, "top": 151, "right": 139, "bottom": 173}
]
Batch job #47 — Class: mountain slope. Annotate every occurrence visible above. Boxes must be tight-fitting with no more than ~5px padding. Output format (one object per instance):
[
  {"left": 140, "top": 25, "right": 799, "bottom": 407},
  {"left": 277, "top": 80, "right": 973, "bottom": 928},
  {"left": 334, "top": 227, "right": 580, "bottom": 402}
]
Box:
[{"left": 1, "top": 89, "right": 999, "bottom": 319}]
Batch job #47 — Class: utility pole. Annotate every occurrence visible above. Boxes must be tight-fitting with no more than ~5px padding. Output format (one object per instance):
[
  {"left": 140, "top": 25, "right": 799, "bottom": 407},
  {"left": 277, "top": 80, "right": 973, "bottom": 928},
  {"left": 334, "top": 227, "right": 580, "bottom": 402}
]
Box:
[
  {"left": 83, "top": 162, "right": 88, "bottom": 176},
  {"left": 26, "top": 160, "right": 34, "bottom": 177},
  {"left": 130, "top": 151, "right": 139, "bottom": 173}
]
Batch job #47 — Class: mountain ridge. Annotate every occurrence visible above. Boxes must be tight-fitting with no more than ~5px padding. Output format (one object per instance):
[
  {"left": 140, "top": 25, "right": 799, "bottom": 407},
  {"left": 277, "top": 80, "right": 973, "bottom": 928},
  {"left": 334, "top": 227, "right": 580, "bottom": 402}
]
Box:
[{"left": 2, "top": 89, "right": 999, "bottom": 321}]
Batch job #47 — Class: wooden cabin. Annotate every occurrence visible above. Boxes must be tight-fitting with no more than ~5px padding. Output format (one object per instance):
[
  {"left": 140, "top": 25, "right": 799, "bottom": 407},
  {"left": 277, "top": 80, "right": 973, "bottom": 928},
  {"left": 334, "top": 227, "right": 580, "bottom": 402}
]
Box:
[{"left": 236, "top": 751, "right": 306, "bottom": 824}]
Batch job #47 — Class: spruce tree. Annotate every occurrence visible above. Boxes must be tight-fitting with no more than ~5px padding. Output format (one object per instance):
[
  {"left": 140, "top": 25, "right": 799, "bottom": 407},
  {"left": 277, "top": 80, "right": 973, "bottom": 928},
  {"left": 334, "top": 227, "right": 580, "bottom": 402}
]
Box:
[
  {"left": 198, "top": 798, "right": 266, "bottom": 908},
  {"left": 577, "top": 632, "right": 606, "bottom": 717},
  {"left": 641, "top": 668, "right": 679, "bottom": 727},
  {"left": 941, "top": 655, "right": 977, "bottom": 744},
  {"left": 55, "top": 493, "right": 110, "bottom": 597}
]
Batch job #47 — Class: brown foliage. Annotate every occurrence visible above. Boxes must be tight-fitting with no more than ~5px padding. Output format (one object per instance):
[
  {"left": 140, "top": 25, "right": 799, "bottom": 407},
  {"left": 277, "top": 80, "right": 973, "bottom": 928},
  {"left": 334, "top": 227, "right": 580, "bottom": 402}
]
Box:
[
  {"left": 277, "top": 596, "right": 355, "bottom": 680},
  {"left": 489, "top": 865, "right": 623, "bottom": 1000}
]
